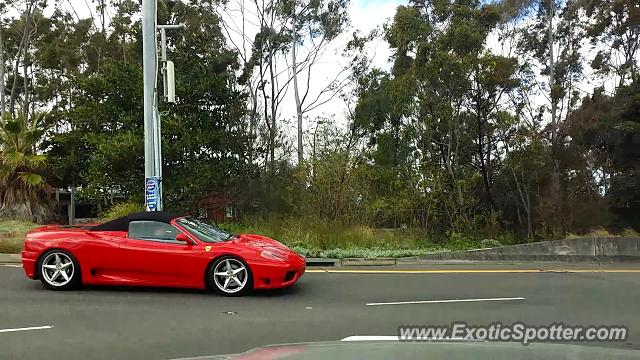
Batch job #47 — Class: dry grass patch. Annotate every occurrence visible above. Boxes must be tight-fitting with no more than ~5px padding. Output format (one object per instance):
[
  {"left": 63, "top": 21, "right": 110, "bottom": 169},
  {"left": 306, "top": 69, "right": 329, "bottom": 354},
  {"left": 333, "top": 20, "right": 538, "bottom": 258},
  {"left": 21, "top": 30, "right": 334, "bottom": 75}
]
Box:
[{"left": 0, "top": 220, "right": 39, "bottom": 253}]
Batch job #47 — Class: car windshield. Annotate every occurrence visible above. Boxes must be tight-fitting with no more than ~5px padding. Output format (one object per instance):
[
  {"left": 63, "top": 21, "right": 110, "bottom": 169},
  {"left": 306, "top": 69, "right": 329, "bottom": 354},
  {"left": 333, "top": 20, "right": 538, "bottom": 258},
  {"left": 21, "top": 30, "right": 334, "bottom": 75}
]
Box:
[{"left": 176, "top": 218, "right": 234, "bottom": 243}]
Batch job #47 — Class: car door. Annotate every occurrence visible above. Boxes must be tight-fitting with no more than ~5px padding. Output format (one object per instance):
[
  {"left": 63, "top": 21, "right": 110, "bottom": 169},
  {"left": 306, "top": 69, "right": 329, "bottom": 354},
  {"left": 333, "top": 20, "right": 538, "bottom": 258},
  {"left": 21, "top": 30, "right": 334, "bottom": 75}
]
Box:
[
  {"left": 118, "top": 220, "right": 203, "bottom": 287},
  {"left": 76, "top": 230, "right": 129, "bottom": 284}
]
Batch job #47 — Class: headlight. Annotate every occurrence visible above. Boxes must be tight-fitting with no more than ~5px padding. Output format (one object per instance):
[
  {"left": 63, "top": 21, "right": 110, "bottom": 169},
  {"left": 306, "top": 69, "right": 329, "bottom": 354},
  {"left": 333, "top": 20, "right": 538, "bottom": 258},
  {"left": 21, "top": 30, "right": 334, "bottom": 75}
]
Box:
[{"left": 260, "top": 249, "right": 286, "bottom": 261}]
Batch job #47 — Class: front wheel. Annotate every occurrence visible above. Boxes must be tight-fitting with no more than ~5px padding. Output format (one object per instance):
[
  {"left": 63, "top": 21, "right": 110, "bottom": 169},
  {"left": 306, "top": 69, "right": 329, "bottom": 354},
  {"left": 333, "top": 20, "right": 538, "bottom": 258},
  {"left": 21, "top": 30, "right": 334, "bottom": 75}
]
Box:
[
  {"left": 38, "top": 250, "right": 81, "bottom": 290},
  {"left": 208, "top": 256, "right": 253, "bottom": 296}
]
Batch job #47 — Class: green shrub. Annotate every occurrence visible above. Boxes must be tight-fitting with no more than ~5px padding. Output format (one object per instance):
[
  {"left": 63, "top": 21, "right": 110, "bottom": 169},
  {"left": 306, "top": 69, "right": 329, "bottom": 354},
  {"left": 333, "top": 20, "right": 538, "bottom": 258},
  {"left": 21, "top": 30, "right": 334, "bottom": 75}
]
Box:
[
  {"left": 217, "top": 221, "right": 252, "bottom": 234},
  {"left": 217, "top": 216, "right": 437, "bottom": 251},
  {"left": 101, "top": 201, "right": 144, "bottom": 221},
  {"left": 619, "top": 228, "right": 639, "bottom": 237},
  {"left": 479, "top": 238, "right": 503, "bottom": 248},
  {"left": 292, "top": 246, "right": 445, "bottom": 259},
  {"left": 445, "top": 231, "right": 479, "bottom": 250}
]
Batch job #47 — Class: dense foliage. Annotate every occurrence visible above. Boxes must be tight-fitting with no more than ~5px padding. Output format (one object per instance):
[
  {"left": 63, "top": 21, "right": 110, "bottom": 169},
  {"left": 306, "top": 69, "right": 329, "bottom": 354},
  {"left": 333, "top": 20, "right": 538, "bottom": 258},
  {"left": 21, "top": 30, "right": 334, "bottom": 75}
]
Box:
[{"left": 0, "top": 0, "right": 638, "bottom": 245}]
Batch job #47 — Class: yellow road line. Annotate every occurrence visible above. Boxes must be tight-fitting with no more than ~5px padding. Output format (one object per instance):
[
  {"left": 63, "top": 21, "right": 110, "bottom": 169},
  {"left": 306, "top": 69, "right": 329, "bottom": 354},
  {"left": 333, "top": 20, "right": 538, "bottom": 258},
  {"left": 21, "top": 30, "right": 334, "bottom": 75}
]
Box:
[{"left": 306, "top": 269, "right": 640, "bottom": 274}]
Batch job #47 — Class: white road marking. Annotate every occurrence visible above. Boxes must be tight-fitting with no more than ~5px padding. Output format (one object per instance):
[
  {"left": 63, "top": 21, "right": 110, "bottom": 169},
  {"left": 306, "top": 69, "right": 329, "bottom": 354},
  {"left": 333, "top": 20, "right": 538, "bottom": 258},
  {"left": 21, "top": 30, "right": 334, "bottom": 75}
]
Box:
[
  {"left": 341, "top": 336, "right": 399, "bottom": 341},
  {"left": 341, "top": 335, "right": 469, "bottom": 341},
  {"left": 0, "top": 326, "right": 54, "bottom": 334},
  {"left": 306, "top": 269, "right": 640, "bottom": 274},
  {"left": 366, "top": 296, "right": 526, "bottom": 306},
  {"left": 0, "top": 265, "right": 21, "bottom": 268}
]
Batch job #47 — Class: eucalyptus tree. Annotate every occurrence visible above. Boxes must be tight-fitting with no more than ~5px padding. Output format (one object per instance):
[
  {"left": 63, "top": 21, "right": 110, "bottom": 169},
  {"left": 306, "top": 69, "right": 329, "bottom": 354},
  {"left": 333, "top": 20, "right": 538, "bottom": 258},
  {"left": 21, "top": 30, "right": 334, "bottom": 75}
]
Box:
[
  {"left": 353, "top": 0, "right": 520, "bottom": 232},
  {"left": 584, "top": 0, "right": 640, "bottom": 89},
  {"left": 215, "top": 0, "right": 350, "bottom": 169}
]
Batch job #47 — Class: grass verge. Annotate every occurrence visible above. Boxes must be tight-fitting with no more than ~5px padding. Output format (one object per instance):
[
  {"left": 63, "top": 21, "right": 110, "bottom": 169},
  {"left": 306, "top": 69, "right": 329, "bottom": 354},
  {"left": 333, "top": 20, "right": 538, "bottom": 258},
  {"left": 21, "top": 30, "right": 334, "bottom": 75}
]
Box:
[{"left": 0, "top": 220, "right": 39, "bottom": 253}]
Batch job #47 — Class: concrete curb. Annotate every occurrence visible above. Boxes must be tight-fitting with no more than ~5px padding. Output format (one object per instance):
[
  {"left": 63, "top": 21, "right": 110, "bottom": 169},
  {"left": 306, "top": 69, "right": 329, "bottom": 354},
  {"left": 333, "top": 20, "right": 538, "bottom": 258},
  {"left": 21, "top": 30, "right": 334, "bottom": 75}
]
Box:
[
  {"left": 305, "top": 258, "right": 341, "bottom": 267},
  {"left": 305, "top": 258, "right": 402, "bottom": 266},
  {"left": 0, "top": 253, "right": 21, "bottom": 264},
  {"left": 341, "top": 258, "right": 397, "bottom": 266}
]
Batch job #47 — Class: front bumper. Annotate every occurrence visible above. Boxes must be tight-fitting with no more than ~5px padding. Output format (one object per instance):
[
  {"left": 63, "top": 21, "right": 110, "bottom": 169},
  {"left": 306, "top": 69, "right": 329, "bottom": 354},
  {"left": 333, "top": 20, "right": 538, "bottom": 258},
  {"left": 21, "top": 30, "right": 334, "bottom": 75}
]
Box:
[
  {"left": 249, "top": 259, "right": 306, "bottom": 290},
  {"left": 21, "top": 250, "right": 37, "bottom": 279}
]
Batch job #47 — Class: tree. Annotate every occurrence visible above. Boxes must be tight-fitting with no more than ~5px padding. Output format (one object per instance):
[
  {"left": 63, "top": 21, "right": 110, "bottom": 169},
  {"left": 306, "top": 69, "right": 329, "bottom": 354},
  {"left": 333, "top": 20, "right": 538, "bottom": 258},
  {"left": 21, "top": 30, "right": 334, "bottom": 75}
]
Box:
[
  {"left": 466, "top": 54, "right": 520, "bottom": 210},
  {"left": 496, "top": 124, "right": 552, "bottom": 238},
  {"left": 566, "top": 80, "right": 640, "bottom": 230},
  {"left": 584, "top": 0, "right": 640, "bottom": 89},
  {"left": 0, "top": 111, "right": 53, "bottom": 222},
  {"left": 280, "top": 0, "right": 350, "bottom": 165},
  {"left": 6, "top": 0, "right": 38, "bottom": 118},
  {"left": 48, "top": 0, "right": 251, "bottom": 213},
  {"left": 515, "top": 0, "right": 585, "bottom": 236},
  {"left": 0, "top": 9, "right": 6, "bottom": 120},
  {"left": 216, "top": 0, "right": 350, "bottom": 169},
  {"left": 354, "top": 0, "right": 510, "bottom": 232}
]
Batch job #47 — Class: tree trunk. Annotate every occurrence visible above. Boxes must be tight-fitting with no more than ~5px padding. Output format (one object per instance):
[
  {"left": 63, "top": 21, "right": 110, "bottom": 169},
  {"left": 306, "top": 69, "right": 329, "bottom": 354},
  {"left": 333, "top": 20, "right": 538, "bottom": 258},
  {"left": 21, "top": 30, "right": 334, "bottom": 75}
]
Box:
[
  {"left": 446, "top": 111, "right": 464, "bottom": 209},
  {"left": 548, "top": 0, "right": 556, "bottom": 145},
  {"left": 476, "top": 95, "right": 496, "bottom": 209},
  {"left": 525, "top": 185, "right": 532, "bottom": 238},
  {"left": 247, "top": 86, "right": 259, "bottom": 163},
  {"left": 291, "top": 6, "right": 304, "bottom": 167},
  {"left": 0, "top": 186, "right": 53, "bottom": 223},
  {"left": 100, "top": 0, "right": 106, "bottom": 34},
  {"left": 9, "top": 1, "right": 34, "bottom": 117},
  {"left": 547, "top": 0, "right": 563, "bottom": 238},
  {"left": 0, "top": 25, "right": 5, "bottom": 121},
  {"left": 22, "top": 25, "right": 31, "bottom": 123},
  {"left": 268, "top": 56, "right": 276, "bottom": 173}
]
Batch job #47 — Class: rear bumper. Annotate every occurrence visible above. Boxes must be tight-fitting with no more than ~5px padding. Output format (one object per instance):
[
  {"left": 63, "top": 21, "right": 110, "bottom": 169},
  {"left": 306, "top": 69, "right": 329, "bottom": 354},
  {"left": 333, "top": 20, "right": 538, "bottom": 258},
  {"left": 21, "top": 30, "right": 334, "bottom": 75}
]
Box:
[
  {"left": 21, "top": 250, "right": 38, "bottom": 279},
  {"left": 249, "top": 260, "right": 306, "bottom": 290}
]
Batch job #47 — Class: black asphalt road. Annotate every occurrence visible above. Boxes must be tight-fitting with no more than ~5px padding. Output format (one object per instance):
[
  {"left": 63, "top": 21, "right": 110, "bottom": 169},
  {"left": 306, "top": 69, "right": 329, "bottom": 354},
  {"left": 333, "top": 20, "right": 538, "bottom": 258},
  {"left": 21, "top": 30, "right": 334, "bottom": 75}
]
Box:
[{"left": 1, "top": 263, "right": 639, "bottom": 359}]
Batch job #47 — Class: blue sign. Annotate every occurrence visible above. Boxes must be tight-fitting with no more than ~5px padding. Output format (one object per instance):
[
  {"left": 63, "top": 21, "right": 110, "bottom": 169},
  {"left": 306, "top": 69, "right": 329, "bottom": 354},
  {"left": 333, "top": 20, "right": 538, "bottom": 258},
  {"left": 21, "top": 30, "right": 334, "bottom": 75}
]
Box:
[{"left": 145, "top": 177, "right": 160, "bottom": 211}]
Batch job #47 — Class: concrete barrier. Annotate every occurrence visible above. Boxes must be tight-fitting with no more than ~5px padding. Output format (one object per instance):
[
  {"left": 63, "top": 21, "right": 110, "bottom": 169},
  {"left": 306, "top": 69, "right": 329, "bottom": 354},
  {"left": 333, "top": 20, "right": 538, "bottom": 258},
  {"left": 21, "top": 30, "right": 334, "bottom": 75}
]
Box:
[{"left": 415, "top": 237, "right": 640, "bottom": 262}]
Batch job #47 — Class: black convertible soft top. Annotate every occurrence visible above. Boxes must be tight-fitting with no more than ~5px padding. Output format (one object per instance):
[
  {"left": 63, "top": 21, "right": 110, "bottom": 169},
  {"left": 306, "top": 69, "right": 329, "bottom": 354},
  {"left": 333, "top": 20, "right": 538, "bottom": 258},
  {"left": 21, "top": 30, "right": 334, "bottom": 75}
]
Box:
[{"left": 90, "top": 211, "right": 185, "bottom": 232}]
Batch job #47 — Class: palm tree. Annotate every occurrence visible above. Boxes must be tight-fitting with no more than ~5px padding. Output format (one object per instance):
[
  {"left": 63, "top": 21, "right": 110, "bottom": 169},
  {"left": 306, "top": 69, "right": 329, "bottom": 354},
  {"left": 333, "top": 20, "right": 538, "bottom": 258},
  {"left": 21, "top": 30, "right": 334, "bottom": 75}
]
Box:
[{"left": 0, "top": 111, "right": 54, "bottom": 222}]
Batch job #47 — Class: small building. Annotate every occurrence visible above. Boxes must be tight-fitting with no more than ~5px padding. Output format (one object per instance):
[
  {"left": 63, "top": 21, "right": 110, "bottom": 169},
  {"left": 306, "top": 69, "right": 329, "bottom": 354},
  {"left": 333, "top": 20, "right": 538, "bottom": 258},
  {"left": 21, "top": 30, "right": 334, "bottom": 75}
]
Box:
[{"left": 196, "top": 189, "right": 237, "bottom": 222}]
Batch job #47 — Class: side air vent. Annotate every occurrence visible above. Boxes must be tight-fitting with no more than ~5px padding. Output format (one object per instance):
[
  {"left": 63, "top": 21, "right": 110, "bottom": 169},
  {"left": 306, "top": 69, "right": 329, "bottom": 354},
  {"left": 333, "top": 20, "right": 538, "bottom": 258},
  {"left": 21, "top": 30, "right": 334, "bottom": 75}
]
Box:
[{"left": 284, "top": 271, "right": 296, "bottom": 282}]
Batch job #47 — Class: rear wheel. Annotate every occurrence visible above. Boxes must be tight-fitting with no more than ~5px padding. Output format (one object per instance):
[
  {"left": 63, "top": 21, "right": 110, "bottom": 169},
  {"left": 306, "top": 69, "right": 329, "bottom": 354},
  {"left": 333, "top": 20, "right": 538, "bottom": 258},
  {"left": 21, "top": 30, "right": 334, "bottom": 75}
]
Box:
[
  {"left": 208, "top": 256, "right": 253, "bottom": 296},
  {"left": 38, "top": 250, "right": 81, "bottom": 290}
]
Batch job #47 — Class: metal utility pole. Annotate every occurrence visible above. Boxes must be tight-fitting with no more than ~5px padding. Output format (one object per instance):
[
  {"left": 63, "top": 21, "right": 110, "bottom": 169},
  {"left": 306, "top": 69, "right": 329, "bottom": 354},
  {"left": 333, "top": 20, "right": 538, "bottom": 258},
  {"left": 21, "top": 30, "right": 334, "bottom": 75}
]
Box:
[
  {"left": 142, "top": 0, "right": 184, "bottom": 211},
  {"left": 142, "top": 0, "right": 160, "bottom": 211}
]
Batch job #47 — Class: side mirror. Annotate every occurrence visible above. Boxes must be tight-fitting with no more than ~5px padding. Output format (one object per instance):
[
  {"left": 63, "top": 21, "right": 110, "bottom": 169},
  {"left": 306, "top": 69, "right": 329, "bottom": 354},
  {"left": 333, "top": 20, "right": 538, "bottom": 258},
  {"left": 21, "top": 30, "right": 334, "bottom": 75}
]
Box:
[{"left": 175, "top": 233, "right": 191, "bottom": 244}]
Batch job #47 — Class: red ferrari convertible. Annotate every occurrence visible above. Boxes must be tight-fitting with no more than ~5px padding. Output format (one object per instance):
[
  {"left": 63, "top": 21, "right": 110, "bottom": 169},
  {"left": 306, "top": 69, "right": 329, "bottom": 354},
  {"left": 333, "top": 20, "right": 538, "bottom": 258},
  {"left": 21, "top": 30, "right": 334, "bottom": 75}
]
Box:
[{"left": 21, "top": 212, "right": 305, "bottom": 296}]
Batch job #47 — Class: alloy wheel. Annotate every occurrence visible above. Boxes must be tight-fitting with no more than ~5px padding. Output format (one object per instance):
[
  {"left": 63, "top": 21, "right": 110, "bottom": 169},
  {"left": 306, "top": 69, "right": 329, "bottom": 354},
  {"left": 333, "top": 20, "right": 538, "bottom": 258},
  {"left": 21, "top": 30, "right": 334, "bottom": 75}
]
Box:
[
  {"left": 41, "top": 252, "right": 75, "bottom": 287},
  {"left": 213, "top": 258, "right": 248, "bottom": 294}
]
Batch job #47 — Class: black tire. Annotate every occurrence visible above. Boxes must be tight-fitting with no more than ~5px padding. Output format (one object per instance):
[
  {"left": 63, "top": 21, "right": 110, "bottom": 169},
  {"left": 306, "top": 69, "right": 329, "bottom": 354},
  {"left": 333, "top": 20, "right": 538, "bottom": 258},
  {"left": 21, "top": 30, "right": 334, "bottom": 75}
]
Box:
[
  {"left": 37, "top": 249, "right": 81, "bottom": 291},
  {"left": 207, "top": 256, "right": 253, "bottom": 297}
]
